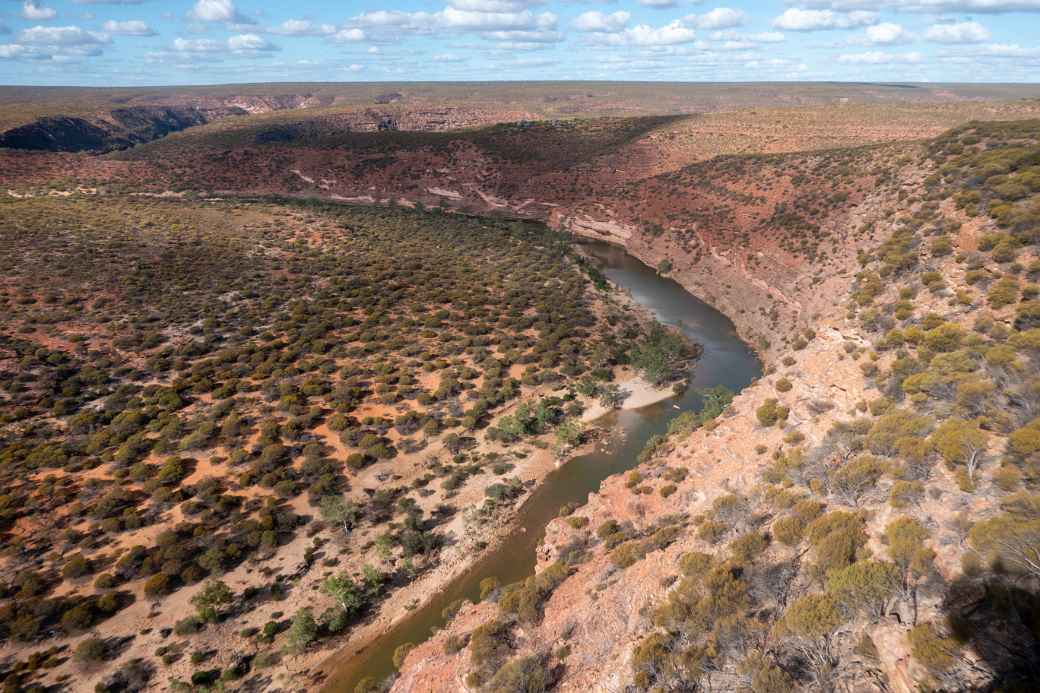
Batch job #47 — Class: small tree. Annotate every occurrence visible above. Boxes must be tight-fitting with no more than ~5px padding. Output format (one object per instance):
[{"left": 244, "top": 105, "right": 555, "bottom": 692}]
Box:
[
  {"left": 285, "top": 607, "right": 318, "bottom": 654},
  {"left": 825, "top": 560, "right": 899, "bottom": 620},
  {"left": 969, "top": 514, "right": 1040, "bottom": 579},
  {"left": 908, "top": 622, "right": 958, "bottom": 674},
  {"left": 191, "top": 579, "right": 233, "bottom": 624},
  {"left": 829, "top": 455, "right": 883, "bottom": 506},
  {"left": 931, "top": 418, "right": 988, "bottom": 486},
  {"left": 321, "top": 573, "right": 366, "bottom": 618},
  {"left": 780, "top": 593, "right": 846, "bottom": 691},
  {"left": 885, "top": 517, "right": 935, "bottom": 624},
  {"left": 319, "top": 495, "right": 360, "bottom": 536}
]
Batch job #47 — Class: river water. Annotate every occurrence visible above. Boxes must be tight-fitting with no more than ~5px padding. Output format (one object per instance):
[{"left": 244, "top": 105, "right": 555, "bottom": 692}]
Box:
[{"left": 322, "top": 239, "right": 762, "bottom": 691}]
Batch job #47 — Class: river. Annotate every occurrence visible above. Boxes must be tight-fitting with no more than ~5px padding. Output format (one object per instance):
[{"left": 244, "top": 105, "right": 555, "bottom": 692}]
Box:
[{"left": 322, "top": 239, "right": 762, "bottom": 692}]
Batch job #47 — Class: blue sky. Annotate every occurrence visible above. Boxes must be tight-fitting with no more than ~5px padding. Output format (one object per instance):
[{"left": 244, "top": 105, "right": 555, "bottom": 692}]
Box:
[{"left": 1, "top": 0, "right": 1039, "bottom": 85}]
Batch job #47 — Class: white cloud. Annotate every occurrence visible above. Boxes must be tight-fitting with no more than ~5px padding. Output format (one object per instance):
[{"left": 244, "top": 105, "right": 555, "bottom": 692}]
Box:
[
  {"left": 612, "top": 20, "right": 697, "bottom": 46},
  {"left": 482, "top": 28, "right": 561, "bottom": 42},
  {"left": 173, "top": 37, "right": 224, "bottom": 52},
  {"left": 440, "top": 7, "right": 555, "bottom": 31},
  {"left": 976, "top": 42, "right": 1040, "bottom": 57},
  {"left": 639, "top": 0, "right": 677, "bottom": 7},
  {"left": 347, "top": 63, "right": 363, "bottom": 72},
  {"left": 21, "top": 2, "right": 57, "bottom": 21},
  {"left": 573, "top": 10, "right": 630, "bottom": 32},
  {"left": 227, "top": 33, "right": 277, "bottom": 52},
  {"left": 332, "top": 28, "right": 366, "bottom": 42},
  {"left": 18, "top": 25, "right": 109, "bottom": 45},
  {"left": 838, "top": 50, "right": 923, "bottom": 63},
  {"left": 790, "top": 0, "right": 1040, "bottom": 12},
  {"left": 865, "top": 22, "right": 908, "bottom": 44},
  {"left": 348, "top": 6, "right": 557, "bottom": 42},
  {"left": 170, "top": 33, "right": 278, "bottom": 56},
  {"left": 272, "top": 20, "right": 336, "bottom": 37},
  {"left": 102, "top": 20, "right": 156, "bottom": 36},
  {"left": 713, "top": 30, "right": 785, "bottom": 43},
  {"left": 772, "top": 9, "right": 877, "bottom": 31},
  {"left": 0, "top": 44, "right": 28, "bottom": 59},
  {"left": 190, "top": 0, "right": 253, "bottom": 25},
  {"left": 925, "top": 21, "right": 990, "bottom": 43},
  {"left": 688, "top": 8, "right": 746, "bottom": 30},
  {"left": 448, "top": 0, "right": 537, "bottom": 10}
]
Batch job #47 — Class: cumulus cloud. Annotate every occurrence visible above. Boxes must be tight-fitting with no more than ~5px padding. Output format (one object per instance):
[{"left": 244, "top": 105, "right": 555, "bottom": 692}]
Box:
[
  {"left": 347, "top": 63, "right": 363, "bottom": 72},
  {"left": 838, "top": 50, "right": 923, "bottom": 63},
  {"left": 573, "top": 10, "right": 630, "bottom": 32},
  {"left": 21, "top": 2, "right": 57, "bottom": 20},
  {"left": 102, "top": 20, "right": 156, "bottom": 36},
  {"left": 925, "top": 21, "right": 990, "bottom": 43},
  {"left": 332, "top": 28, "right": 366, "bottom": 42},
  {"left": 787, "top": 0, "right": 1040, "bottom": 12},
  {"left": 227, "top": 33, "right": 277, "bottom": 52},
  {"left": 347, "top": 5, "right": 559, "bottom": 44},
  {"left": 865, "top": 22, "right": 908, "bottom": 44},
  {"left": 18, "top": 25, "right": 109, "bottom": 45},
  {"left": 272, "top": 20, "right": 336, "bottom": 37},
  {"left": 190, "top": 0, "right": 254, "bottom": 25},
  {"left": 711, "top": 29, "right": 782, "bottom": 43},
  {"left": 687, "top": 8, "right": 746, "bottom": 30},
  {"left": 772, "top": 9, "right": 878, "bottom": 31},
  {"left": 173, "top": 37, "right": 224, "bottom": 52},
  {"left": 447, "top": 0, "right": 538, "bottom": 10},
  {"left": 0, "top": 44, "right": 28, "bottom": 59},
  {"left": 173, "top": 33, "right": 277, "bottom": 55},
  {"left": 612, "top": 20, "right": 697, "bottom": 46}
]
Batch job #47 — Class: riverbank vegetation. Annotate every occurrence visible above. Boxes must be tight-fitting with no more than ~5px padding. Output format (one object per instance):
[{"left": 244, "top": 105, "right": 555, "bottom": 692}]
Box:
[{"left": 0, "top": 195, "right": 695, "bottom": 689}]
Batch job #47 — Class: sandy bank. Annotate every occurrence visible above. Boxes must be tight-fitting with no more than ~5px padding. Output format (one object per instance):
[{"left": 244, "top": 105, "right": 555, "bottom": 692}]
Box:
[{"left": 580, "top": 373, "right": 678, "bottom": 422}]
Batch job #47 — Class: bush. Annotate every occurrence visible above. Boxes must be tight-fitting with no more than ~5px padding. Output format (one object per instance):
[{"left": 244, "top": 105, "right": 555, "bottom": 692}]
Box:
[
  {"left": 806, "top": 511, "right": 867, "bottom": 579},
  {"left": 285, "top": 608, "right": 318, "bottom": 653},
  {"left": 610, "top": 541, "right": 648, "bottom": 569},
  {"left": 825, "top": 560, "right": 899, "bottom": 619},
  {"left": 75, "top": 637, "right": 107, "bottom": 663},
  {"left": 908, "top": 622, "right": 957, "bottom": 673},
  {"left": 485, "top": 654, "right": 549, "bottom": 693},
  {"left": 729, "top": 532, "right": 769, "bottom": 563},
  {"left": 782, "top": 592, "right": 845, "bottom": 640},
  {"left": 756, "top": 399, "right": 789, "bottom": 427}
]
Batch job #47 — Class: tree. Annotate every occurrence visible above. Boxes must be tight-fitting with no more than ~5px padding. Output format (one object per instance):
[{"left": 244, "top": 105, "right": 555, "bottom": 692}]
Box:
[
  {"left": 319, "top": 495, "right": 360, "bottom": 536},
  {"left": 321, "top": 573, "right": 366, "bottom": 618},
  {"left": 781, "top": 593, "right": 846, "bottom": 692},
  {"left": 829, "top": 455, "right": 882, "bottom": 506},
  {"left": 885, "top": 517, "right": 935, "bottom": 624},
  {"left": 931, "top": 418, "right": 988, "bottom": 485},
  {"left": 908, "top": 622, "right": 958, "bottom": 674},
  {"left": 191, "top": 579, "right": 233, "bottom": 624},
  {"left": 554, "top": 418, "right": 583, "bottom": 448},
  {"left": 969, "top": 514, "right": 1040, "bottom": 579},
  {"left": 825, "top": 560, "right": 899, "bottom": 620},
  {"left": 285, "top": 607, "right": 318, "bottom": 654}
]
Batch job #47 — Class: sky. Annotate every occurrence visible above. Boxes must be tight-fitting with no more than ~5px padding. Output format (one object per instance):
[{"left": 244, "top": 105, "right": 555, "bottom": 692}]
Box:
[{"left": 1, "top": 0, "right": 1039, "bottom": 85}]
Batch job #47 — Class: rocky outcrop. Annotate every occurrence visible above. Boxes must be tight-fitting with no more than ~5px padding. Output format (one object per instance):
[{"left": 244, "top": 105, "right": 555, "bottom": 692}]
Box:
[
  {"left": 0, "top": 106, "right": 234, "bottom": 153},
  {"left": 0, "top": 95, "right": 322, "bottom": 153}
]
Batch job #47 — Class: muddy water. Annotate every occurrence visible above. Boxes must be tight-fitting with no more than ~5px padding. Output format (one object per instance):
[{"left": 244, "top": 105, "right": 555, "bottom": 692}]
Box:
[{"left": 323, "top": 239, "right": 762, "bottom": 691}]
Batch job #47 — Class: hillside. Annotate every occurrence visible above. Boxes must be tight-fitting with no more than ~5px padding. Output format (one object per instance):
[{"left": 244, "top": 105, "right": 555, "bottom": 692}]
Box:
[
  {"left": 391, "top": 120, "right": 1040, "bottom": 692},
  {"left": 1, "top": 91, "right": 1040, "bottom": 693}
]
